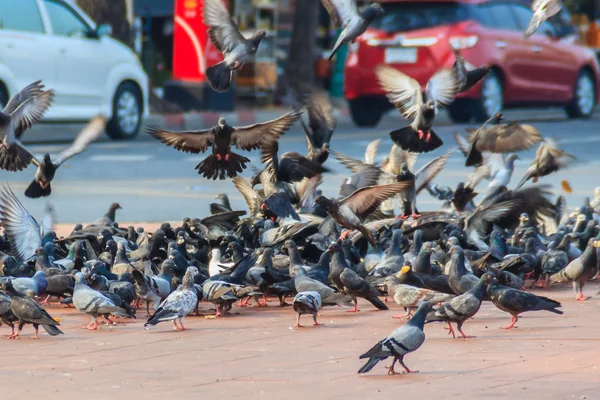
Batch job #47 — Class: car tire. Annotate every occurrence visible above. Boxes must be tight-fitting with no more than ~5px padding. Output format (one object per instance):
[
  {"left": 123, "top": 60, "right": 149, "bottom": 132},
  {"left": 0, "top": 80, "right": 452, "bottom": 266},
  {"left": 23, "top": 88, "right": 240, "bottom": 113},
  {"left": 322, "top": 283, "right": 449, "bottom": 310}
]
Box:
[
  {"left": 0, "top": 84, "right": 8, "bottom": 110},
  {"left": 106, "top": 82, "right": 142, "bottom": 140},
  {"left": 565, "top": 70, "right": 595, "bottom": 119},
  {"left": 349, "top": 98, "right": 383, "bottom": 127},
  {"left": 448, "top": 100, "right": 473, "bottom": 123},
  {"left": 472, "top": 70, "right": 503, "bottom": 122}
]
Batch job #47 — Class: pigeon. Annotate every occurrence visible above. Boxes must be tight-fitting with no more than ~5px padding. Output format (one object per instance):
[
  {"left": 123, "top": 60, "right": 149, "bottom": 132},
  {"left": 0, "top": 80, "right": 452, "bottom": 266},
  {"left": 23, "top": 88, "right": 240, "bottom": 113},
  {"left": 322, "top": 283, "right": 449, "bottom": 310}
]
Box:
[
  {"left": 0, "top": 185, "right": 51, "bottom": 262},
  {"left": 314, "top": 181, "right": 410, "bottom": 246},
  {"left": 0, "top": 81, "right": 54, "bottom": 171},
  {"left": 293, "top": 291, "right": 323, "bottom": 328},
  {"left": 294, "top": 266, "right": 351, "bottom": 307},
  {"left": 426, "top": 273, "right": 492, "bottom": 338},
  {"left": 376, "top": 65, "right": 459, "bottom": 153},
  {"left": 524, "top": 0, "right": 562, "bottom": 39},
  {"left": 72, "top": 272, "right": 131, "bottom": 330},
  {"left": 300, "top": 89, "right": 336, "bottom": 165},
  {"left": 447, "top": 246, "right": 480, "bottom": 295},
  {"left": 148, "top": 110, "right": 301, "bottom": 180},
  {"left": 320, "top": 0, "right": 384, "bottom": 61},
  {"left": 465, "top": 119, "right": 542, "bottom": 167},
  {"left": 0, "top": 292, "right": 18, "bottom": 335},
  {"left": 339, "top": 265, "right": 388, "bottom": 313},
  {"left": 144, "top": 266, "right": 200, "bottom": 331},
  {"left": 516, "top": 139, "right": 575, "bottom": 189},
  {"left": 0, "top": 279, "right": 63, "bottom": 339},
  {"left": 90, "top": 202, "right": 122, "bottom": 227},
  {"left": 9, "top": 270, "right": 47, "bottom": 297},
  {"left": 22, "top": 115, "right": 106, "bottom": 198},
  {"left": 486, "top": 276, "right": 563, "bottom": 329},
  {"left": 203, "top": 0, "right": 267, "bottom": 92},
  {"left": 451, "top": 48, "right": 490, "bottom": 93},
  {"left": 550, "top": 238, "right": 600, "bottom": 300},
  {"left": 385, "top": 280, "right": 455, "bottom": 319},
  {"left": 131, "top": 266, "right": 173, "bottom": 317},
  {"left": 358, "top": 301, "right": 433, "bottom": 375}
]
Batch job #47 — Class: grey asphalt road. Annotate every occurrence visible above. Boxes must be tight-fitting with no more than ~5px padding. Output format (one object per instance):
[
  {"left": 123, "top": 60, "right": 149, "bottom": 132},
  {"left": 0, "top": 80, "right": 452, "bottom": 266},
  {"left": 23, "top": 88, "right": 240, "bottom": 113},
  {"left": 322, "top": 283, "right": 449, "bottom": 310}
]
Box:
[{"left": 3, "top": 107, "right": 597, "bottom": 224}]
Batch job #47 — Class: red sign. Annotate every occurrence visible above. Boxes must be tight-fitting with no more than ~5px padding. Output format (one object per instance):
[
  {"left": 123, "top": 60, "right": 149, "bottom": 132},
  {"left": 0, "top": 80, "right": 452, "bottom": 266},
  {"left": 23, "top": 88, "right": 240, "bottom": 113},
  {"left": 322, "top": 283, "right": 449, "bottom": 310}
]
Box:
[{"left": 172, "top": 0, "right": 225, "bottom": 82}]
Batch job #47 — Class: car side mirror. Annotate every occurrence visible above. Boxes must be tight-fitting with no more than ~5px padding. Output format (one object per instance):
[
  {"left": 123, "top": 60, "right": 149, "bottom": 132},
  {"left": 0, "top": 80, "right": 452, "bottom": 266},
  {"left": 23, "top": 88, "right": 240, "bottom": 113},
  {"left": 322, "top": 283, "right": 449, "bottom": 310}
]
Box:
[{"left": 96, "top": 24, "right": 112, "bottom": 37}]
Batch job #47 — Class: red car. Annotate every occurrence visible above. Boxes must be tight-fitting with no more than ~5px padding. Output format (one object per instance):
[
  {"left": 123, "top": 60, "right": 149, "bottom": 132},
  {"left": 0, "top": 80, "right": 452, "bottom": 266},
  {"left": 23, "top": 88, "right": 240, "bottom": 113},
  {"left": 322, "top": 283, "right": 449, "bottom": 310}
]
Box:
[{"left": 344, "top": 0, "right": 600, "bottom": 126}]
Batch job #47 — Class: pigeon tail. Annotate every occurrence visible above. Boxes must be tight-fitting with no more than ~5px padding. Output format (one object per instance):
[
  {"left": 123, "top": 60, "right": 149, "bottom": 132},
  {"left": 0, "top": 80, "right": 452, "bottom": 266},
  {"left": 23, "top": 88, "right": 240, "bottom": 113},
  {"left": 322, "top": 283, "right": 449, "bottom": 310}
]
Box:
[
  {"left": 357, "top": 225, "right": 377, "bottom": 248},
  {"left": 195, "top": 152, "right": 250, "bottom": 180},
  {"left": 24, "top": 179, "right": 52, "bottom": 199},
  {"left": 206, "top": 61, "right": 233, "bottom": 93},
  {"left": 463, "top": 66, "right": 491, "bottom": 92},
  {"left": 465, "top": 141, "right": 483, "bottom": 167},
  {"left": 42, "top": 324, "right": 64, "bottom": 336},
  {"left": 390, "top": 126, "right": 443, "bottom": 153},
  {"left": 144, "top": 307, "right": 178, "bottom": 327},
  {"left": 366, "top": 292, "right": 389, "bottom": 310},
  {"left": 358, "top": 357, "right": 383, "bottom": 374}
]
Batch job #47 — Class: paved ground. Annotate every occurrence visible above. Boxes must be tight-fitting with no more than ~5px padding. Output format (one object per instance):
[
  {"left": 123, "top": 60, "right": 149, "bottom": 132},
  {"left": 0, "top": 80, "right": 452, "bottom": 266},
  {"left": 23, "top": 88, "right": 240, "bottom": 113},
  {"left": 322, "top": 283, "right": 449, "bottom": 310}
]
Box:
[
  {"left": 2, "top": 278, "right": 599, "bottom": 399},
  {"left": 4, "top": 106, "right": 598, "bottom": 224}
]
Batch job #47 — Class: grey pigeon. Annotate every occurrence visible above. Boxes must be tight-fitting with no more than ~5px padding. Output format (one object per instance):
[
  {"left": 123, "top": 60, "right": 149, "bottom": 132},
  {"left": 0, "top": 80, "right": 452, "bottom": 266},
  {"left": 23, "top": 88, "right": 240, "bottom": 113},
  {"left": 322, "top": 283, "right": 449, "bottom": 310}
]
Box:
[
  {"left": 144, "top": 266, "right": 200, "bottom": 331},
  {"left": 320, "top": 0, "right": 384, "bottom": 61},
  {"left": 293, "top": 291, "right": 323, "bottom": 328},
  {"left": 358, "top": 301, "right": 433, "bottom": 375},
  {"left": 203, "top": 0, "right": 267, "bottom": 92},
  {"left": 294, "top": 266, "right": 352, "bottom": 307},
  {"left": 132, "top": 267, "right": 172, "bottom": 317},
  {"left": 447, "top": 246, "right": 479, "bottom": 295},
  {"left": 1, "top": 279, "right": 63, "bottom": 339},
  {"left": 10, "top": 270, "right": 47, "bottom": 297},
  {"left": 550, "top": 238, "right": 599, "bottom": 300},
  {"left": 426, "top": 273, "right": 492, "bottom": 338},
  {"left": 73, "top": 272, "right": 130, "bottom": 330},
  {"left": 0, "top": 292, "right": 18, "bottom": 335}
]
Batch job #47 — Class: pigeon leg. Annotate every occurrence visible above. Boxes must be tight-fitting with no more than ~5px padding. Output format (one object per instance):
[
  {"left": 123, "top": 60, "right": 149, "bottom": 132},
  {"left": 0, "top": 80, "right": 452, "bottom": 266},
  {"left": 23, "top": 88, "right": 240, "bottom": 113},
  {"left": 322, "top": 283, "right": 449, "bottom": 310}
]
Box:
[
  {"left": 225, "top": 154, "right": 229, "bottom": 161},
  {"left": 417, "top": 130, "right": 424, "bottom": 140},
  {"left": 216, "top": 154, "right": 222, "bottom": 161},
  {"left": 312, "top": 313, "right": 324, "bottom": 326},
  {"left": 145, "top": 301, "right": 151, "bottom": 317},
  {"left": 386, "top": 357, "right": 398, "bottom": 375},
  {"left": 6, "top": 328, "right": 22, "bottom": 340},
  {"left": 346, "top": 299, "right": 360, "bottom": 313},
  {"left": 457, "top": 322, "right": 475, "bottom": 339},
  {"left": 39, "top": 294, "right": 51, "bottom": 305},
  {"left": 446, "top": 321, "right": 456, "bottom": 338},
  {"left": 410, "top": 213, "right": 421, "bottom": 219},
  {"left": 178, "top": 318, "right": 188, "bottom": 331},
  {"left": 398, "top": 356, "right": 418, "bottom": 374},
  {"left": 576, "top": 292, "right": 589, "bottom": 301},
  {"left": 254, "top": 294, "right": 268, "bottom": 307},
  {"left": 31, "top": 325, "right": 39, "bottom": 339},
  {"left": 172, "top": 320, "right": 180, "bottom": 330},
  {"left": 501, "top": 315, "right": 519, "bottom": 329},
  {"left": 294, "top": 313, "right": 303, "bottom": 328},
  {"left": 425, "top": 133, "right": 431, "bottom": 142}
]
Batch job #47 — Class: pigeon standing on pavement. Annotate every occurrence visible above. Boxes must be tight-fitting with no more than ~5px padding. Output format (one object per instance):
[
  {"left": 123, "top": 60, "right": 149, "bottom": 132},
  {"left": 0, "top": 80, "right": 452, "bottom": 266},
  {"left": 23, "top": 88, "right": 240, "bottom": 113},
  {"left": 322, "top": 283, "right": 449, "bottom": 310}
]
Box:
[
  {"left": 21, "top": 115, "right": 106, "bottom": 198},
  {"left": 73, "top": 272, "right": 131, "bottom": 330},
  {"left": 550, "top": 238, "right": 600, "bottom": 300},
  {"left": 1, "top": 279, "right": 63, "bottom": 339},
  {"left": 144, "top": 266, "right": 200, "bottom": 331},
  {"left": 487, "top": 276, "right": 563, "bottom": 329},
  {"left": 148, "top": 110, "right": 301, "bottom": 180},
  {"left": 320, "top": 0, "right": 384, "bottom": 61},
  {"left": 358, "top": 301, "right": 433, "bottom": 375},
  {"left": 203, "top": 0, "right": 267, "bottom": 92},
  {"left": 524, "top": 0, "right": 562, "bottom": 39},
  {"left": 293, "top": 291, "right": 323, "bottom": 328},
  {"left": 376, "top": 65, "right": 459, "bottom": 153}
]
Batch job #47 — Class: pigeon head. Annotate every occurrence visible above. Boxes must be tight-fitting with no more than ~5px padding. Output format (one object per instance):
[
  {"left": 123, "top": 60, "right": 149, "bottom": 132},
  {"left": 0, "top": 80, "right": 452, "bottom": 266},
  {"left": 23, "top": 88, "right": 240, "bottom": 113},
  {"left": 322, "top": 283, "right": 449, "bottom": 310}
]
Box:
[
  {"left": 480, "top": 272, "right": 495, "bottom": 284},
  {"left": 314, "top": 195, "right": 333, "bottom": 210},
  {"left": 110, "top": 202, "right": 122, "bottom": 210},
  {"left": 506, "top": 154, "right": 519, "bottom": 164},
  {"left": 519, "top": 213, "right": 530, "bottom": 223},
  {"left": 217, "top": 117, "right": 227, "bottom": 128},
  {"left": 326, "top": 242, "right": 341, "bottom": 255},
  {"left": 74, "top": 272, "right": 87, "bottom": 285},
  {"left": 363, "top": 3, "right": 384, "bottom": 20},
  {"left": 42, "top": 153, "right": 52, "bottom": 164},
  {"left": 400, "top": 162, "right": 408, "bottom": 172},
  {"left": 250, "top": 30, "right": 268, "bottom": 48}
]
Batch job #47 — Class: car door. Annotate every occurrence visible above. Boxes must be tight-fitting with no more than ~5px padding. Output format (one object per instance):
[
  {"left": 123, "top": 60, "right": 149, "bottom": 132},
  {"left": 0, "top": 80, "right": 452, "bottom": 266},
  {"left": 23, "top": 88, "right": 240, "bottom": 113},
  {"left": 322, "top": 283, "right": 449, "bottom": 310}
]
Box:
[
  {"left": 477, "top": 2, "right": 542, "bottom": 102},
  {"left": 0, "top": 0, "right": 59, "bottom": 108},
  {"left": 39, "top": 0, "right": 113, "bottom": 118},
  {"left": 509, "top": 3, "right": 576, "bottom": 101}
]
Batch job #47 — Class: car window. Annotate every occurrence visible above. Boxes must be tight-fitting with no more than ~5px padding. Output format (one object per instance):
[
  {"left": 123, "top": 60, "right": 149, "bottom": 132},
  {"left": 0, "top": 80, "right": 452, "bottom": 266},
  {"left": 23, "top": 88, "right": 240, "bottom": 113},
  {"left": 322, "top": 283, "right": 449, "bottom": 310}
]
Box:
[
  {"left": 44, "top": 0, "right": 90, "bottom": 37},
  {"left": 0, "top": 0, "right": 44, "bottom": 34},
  {"left": 369, "top": 2, "right": 472, "bottom": 33},
  {"left": 478, "top": 3, "right": 519, "bottom": 31},
  {"left": 510, "top": 4, "right": 556, "bottom": 36}
]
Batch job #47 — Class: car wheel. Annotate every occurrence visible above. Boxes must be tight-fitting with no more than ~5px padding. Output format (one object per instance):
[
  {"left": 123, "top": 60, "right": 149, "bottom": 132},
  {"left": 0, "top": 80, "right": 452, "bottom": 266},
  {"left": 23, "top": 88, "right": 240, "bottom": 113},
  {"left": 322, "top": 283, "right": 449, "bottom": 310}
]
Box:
[
  {"left": 447, "top": 100, "right": 473, "bottom": 123},
  {"left": 566, "top": 70, "right": 595, "bottom": 119},
  {"left": 472, "top": 70, "right": 503, "bottom": 122},
  {"left": 106, "top": 82, "right": 142, "bottom": 140},
  {"left": 0, "top": 84, "right": 8, "bottom": 110},
  {"left": 349, "top": 98, "right": 383, "bottom": 127}
]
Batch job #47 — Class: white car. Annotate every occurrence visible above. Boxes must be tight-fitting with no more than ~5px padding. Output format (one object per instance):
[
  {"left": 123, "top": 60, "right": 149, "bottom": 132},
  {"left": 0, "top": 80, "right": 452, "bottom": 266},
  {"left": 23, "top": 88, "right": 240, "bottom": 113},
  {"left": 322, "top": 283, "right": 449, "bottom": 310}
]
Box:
[{"left": 0, "top": 0, "right": 149, "bottom": 139}]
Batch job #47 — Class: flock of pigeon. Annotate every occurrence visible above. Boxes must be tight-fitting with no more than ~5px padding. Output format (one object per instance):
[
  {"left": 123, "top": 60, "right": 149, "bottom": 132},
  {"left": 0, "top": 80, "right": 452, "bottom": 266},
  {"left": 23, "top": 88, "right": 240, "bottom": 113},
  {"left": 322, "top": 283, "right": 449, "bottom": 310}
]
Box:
[{"left": 0, "top": 0, "right": 593, "bottom": 378}]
